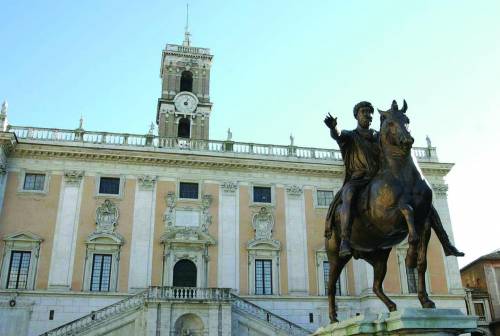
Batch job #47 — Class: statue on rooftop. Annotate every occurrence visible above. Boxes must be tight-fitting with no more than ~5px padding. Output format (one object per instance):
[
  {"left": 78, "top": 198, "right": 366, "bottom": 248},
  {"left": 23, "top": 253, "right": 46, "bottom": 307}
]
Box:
[{"left": 323, "top": 100, "right": 464, "bottom": 322}]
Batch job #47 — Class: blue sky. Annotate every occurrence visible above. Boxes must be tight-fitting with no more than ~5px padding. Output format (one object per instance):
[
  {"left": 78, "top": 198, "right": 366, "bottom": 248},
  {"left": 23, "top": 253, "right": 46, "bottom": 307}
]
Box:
[{"left": 1, "top": 0, "right": 499, "bottom": 267}]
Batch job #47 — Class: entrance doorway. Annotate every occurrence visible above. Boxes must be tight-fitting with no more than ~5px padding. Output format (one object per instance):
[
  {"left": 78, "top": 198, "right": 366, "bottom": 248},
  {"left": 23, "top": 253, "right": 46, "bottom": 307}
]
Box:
[{"left": 173, "top": 259, "right": 197, "bottom": 287}]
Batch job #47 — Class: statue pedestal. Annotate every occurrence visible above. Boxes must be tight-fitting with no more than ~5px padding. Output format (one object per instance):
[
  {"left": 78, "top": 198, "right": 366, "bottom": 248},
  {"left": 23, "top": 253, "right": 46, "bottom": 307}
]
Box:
[{"left": 312, "top": 308, "right": 477, "bottom": 336}]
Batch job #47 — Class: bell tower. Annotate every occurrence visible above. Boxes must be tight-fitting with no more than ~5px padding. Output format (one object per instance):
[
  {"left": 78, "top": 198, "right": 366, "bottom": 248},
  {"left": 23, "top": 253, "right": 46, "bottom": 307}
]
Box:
[{"left": 156, "top": 25, "right": 213, "bottom": 140}]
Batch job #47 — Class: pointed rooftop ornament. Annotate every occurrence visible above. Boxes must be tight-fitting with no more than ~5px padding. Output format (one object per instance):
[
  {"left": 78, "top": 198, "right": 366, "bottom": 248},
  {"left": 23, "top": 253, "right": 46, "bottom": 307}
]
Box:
[
  {"left": 227, "top": 128, "right": 232, "bottom": 141},
  {"left": 148, "top": 122, "right": 155, "bottom": 135},
  {"left": 290, "top": 133, "right": 295, "bottom": 146},
  {"left": 426, "top": 135, "right": 432, "bottom": 148},
  {"left": 182, "top": 3, "right": 191, "bottom": 47},
  {"left": 78, "top": 115, "right": 84, "bottom": 130},
  {"left": 1, "top": 100, "right": 7, "bottom": 115}
]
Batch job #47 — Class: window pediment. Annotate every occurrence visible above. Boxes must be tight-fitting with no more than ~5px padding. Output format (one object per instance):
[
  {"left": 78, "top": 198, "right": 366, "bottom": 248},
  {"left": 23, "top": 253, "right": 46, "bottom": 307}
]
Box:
[
  {"left": 247, "top": 239, "right": 281, "bottom": 251},
  {"left": 3, "top": 231, "right": 43, "bottom": 243},
  {"left": 86, "top": 232, "right": 124, "bottom": 246}
]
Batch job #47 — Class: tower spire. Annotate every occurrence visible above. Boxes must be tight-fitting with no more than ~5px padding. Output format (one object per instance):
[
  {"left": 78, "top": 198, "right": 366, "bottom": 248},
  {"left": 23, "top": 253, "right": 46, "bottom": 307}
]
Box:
[{"left": 183, "top": 3, "right": 191, "bottom": 47}]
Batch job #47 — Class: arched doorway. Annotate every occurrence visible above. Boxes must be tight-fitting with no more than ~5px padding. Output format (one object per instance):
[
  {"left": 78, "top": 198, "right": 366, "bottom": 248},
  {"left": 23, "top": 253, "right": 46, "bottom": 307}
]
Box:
[
  {"left": 180, "top": 71, "right": 193, "bottom": 92},
  {"left": 174, "top": 313, "right": 204, "bottom": 336},
  {"left": 178, "top": 117, "right": 191, "bottom": 138},
  {"left": 173, "top": 259, "right": 197, "bottom": 287}
]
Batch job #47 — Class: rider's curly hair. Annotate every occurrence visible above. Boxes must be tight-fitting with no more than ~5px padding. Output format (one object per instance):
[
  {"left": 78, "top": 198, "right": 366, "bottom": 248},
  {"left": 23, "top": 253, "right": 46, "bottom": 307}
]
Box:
[{"left": 353, "top": 101, "right": 374, "bottom": 118}]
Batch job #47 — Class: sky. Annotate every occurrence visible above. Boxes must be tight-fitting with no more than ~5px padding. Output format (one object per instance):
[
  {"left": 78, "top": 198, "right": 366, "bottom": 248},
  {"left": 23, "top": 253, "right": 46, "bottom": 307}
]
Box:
[{"left": 1, "top": 1, "right": 499, "bottom": 268}]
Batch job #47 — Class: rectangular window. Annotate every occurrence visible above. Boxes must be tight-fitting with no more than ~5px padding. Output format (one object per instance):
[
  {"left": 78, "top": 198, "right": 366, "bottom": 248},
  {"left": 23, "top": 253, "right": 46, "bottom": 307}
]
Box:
[
  {"left": 23, "top": 173, "right": 45, "bottom": 191},
  {"left": 99, "top": 177, "right": 120, "bottom": 195},
  {"left": 90, "top": 254, "right": 112, "bottom": 292},
  {"left": 179, "top": 182, "right": 199, "bottom": 199},
  {"left": 253, "top": 186, "right": 271, "bottom": 203},
  {"left": 255, "top": 259, "right": 272, "bottom": 295},
  {"left": 474, "top": 302, "right": 486, "bottom": 321},
  {"left": 323, "top": 261, "right": 341, "bottom": 296},
  {"left": 406, "top": 266, "right": 418, "bottom": 294},
  {"left": 7, "top": 251, "right": 31, "bottom": 289},
  {"left": 317, "top": 190, "right": 334, "bottom": 207}
]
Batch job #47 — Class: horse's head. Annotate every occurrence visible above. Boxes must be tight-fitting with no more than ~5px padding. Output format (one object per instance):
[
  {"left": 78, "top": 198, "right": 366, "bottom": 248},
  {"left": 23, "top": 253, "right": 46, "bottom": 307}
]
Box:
[{"left": 378, "top": 100, "right": 414, "bottom": 152}]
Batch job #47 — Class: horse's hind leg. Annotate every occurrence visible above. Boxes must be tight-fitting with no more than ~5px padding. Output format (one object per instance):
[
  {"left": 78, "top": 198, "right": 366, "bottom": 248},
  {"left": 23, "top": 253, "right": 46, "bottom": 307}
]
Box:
[
  {"left": 367, "top": 249, "right": 397, "bottom": 312},
  {"left": 326, "top": 235, "right": 351, "bottom": 323},
  {"left": 417, "top": 218, "right": 436, "bottom": 308}
]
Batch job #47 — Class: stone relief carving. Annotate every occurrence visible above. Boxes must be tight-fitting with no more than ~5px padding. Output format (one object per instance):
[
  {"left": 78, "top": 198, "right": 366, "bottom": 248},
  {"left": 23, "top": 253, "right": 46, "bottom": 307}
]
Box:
[
  {"left": 138, "top": 175, "right": 156, "bottom": 190},
  {"left": 163, "top": 191, "right": 176, "bottom": 227},
  {"left": 64, "top": 170, "right": 84, "bottom": 185},
  {"left": 201, "top": 195, "right": 212, "bottom": 232},
  {"left": 221, "top": 181, "right": 238, "bottom": 193},
  {"left": 252, "top": 207, "right": 274, "bottom": 241},
  {"left": 432, "top": 183, "right": 448, "bottom": 196},
  {"left": 286, "top": 184, "right": 303, "bottom": 196},
  {"left": 96, "top": 199, "right": 119, "bottom": 233}
]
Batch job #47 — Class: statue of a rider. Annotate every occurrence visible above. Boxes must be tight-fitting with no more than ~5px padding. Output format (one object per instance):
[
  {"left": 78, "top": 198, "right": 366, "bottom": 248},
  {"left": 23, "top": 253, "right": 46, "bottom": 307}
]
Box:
[{"left": 324, "top": 101, "right": 463, "bottom": 258}]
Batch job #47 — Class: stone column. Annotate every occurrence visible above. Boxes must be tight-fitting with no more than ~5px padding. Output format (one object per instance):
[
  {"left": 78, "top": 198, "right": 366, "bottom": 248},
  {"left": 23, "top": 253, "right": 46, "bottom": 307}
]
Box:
[
  {"left": 284, "top": 185, "right": 309, "bottom": 295},
  {"left": 48, "top": 171, "right": 84, "bottom": 290},
  {"left": 353, "top": 259, "right": 373, "bottom": 295},
  {"left": 432, "top": 183, "right": 463, "bottom": 294},
  {"left": 128, "top": 175, "right": 157, "bottom": 291},
  {"left": 217, "top": 182, "right": 239, "bottom": 291}
]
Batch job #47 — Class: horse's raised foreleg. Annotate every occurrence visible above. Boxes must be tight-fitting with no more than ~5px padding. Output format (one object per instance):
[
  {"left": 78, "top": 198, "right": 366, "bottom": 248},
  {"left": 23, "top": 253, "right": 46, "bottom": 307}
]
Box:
[
  {"left": 400, "top": 203, "right": 418, "bottom": 268},
  {"left": 366, "top": 249, "right": 397, "bottom": 312},
  {"left": 326, "top": 236, "right": 351, "bottom": 323},
  {"left": 417, "top": 218, "right": 435, "bottom": 308}
]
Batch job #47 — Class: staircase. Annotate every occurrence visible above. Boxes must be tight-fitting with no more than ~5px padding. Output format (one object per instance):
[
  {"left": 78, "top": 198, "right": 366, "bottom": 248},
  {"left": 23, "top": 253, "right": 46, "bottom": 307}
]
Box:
[
  {"left": 39, "top": 287, "right": 311, "bottom": 336},
  {"left": 40, "top": 290, "right": 148, "bottom": 336},
  {"left": 231, "top": 293, "right": 311, "bottom": 336}
]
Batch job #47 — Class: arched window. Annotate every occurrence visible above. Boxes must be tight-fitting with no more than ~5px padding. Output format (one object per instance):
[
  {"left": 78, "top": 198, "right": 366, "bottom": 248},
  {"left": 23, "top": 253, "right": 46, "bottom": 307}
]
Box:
[
  {"left": 173, "top": 259, "right": 197, "bottom": 287},
  {"left": 178, "top": 118, "right": 190, "bottom": 138},
  {"left": 180, "top": 71, "right": 193, "bottom": 92}
]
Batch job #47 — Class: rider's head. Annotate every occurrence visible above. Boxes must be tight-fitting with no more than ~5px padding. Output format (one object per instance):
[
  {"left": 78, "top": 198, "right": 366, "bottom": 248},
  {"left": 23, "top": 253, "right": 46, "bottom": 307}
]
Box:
[{"left": 353, "top": 101, "right": 374, "bottom": 129}]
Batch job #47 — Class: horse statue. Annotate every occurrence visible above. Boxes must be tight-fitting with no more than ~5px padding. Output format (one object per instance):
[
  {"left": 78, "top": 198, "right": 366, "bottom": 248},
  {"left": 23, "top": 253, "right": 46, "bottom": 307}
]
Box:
[{"left": 325, "top": 100, "right": 452, "bottom": 322}]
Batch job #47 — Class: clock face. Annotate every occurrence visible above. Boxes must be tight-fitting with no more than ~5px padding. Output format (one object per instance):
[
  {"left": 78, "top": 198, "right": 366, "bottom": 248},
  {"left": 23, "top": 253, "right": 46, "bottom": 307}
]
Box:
[{"left": 174, "top": 93, "right": 198, "bottom": 113}]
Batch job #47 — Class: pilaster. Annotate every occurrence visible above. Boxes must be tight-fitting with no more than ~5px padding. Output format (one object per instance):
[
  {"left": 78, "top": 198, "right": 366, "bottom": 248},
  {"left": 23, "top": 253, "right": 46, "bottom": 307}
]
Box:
[
  {"left": 128, "top": 175, "right": 157, "bottom": 291},
  {"left": 284, "top": 185, "right": 309, "bottom": 295},
  {"left": 47, "top": 171, "right": 84, "bottom": 290}
]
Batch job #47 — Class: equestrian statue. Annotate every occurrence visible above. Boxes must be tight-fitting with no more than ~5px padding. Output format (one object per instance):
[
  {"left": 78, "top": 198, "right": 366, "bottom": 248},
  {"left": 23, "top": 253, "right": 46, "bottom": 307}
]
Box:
[{"left": 323, "top": 100, "right": 464, "bottom": 323}]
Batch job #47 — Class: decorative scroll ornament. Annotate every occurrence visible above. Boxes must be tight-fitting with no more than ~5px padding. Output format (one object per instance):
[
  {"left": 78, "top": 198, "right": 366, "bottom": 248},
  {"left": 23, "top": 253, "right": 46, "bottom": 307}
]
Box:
[
  {"left": 96, "top": 199, "right": 119, "bottom": 233},
  {"left": 252, "top": 207, "right": 274, "bottom": 241},
  {"left": 201, "top": 194, "right": 213, "bottom": 232},
  {"left": 138, "top": 175, "right": 156, "bottom": 190},
  {"left": 286, "top": 184, "right": 303, "bottom": 196},
  {"left": 163, "top": 191, "right": 176, "bottom": 227},
  {"left": 221, "top": 181, "right": 238, "bottom": 193},
  {"left": 64, "top": 170, "right": 84, "bottom": 185},
  {"left": 432, "top": 183, "right": 448, "bottom": 196}
]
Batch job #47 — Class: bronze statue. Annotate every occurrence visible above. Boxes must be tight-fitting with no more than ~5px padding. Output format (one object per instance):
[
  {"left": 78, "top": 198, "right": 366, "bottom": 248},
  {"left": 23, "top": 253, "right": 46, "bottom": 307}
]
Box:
[{"left": 323, "top": 100, "right": 464, "bottom": 323}]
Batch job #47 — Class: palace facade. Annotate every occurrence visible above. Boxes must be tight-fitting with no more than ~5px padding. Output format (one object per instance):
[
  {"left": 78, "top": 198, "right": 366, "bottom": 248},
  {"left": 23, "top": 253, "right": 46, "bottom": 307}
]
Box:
[{"left": 0, "top": 33, "right": 465, "bottom": 336}]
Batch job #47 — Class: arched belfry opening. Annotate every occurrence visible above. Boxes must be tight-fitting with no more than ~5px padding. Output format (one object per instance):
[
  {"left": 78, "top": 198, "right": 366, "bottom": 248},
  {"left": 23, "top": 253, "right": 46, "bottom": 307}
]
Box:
[
  {"left": 178, "top": 117, "right": 191, "bottom": 138},
  {"left": 173, "top": 259, "right": 197, "bottom": 287},
  {"left": 180, "top": 70, "right": 193, "bottom": 92}
]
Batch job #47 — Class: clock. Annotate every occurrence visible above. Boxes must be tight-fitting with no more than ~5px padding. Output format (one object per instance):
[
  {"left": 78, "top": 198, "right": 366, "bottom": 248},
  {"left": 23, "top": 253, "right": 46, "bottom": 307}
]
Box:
[{"left": 174, "top": 92, "right": 198, "bottom": 114}]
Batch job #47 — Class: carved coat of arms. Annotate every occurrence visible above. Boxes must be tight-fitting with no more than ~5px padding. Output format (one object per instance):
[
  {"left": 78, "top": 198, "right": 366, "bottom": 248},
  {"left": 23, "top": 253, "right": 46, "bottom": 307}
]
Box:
[{"left": 96, "top": 199, "right": 119, "bottom": 233}]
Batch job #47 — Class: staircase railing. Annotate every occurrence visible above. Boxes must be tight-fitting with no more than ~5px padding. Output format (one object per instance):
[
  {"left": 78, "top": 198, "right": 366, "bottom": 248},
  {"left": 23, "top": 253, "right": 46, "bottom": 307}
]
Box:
[
  {"left": 40, "top": 290, "right": 148, "bottom": 336},
  {"left": 231, "top": 293, "right": 311, "bottom": 336}
]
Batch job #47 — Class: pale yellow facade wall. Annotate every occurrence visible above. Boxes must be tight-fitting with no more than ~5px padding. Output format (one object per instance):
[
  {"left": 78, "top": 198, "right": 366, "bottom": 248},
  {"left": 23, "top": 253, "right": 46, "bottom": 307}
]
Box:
[
  {"left": 427, "top": 232, "right": 448, "bottom": 294},
  {"left": 238, "top": 185, "right": 251, "bottom": 294},
  {"left": 205, "top": 182, "right": 219, "bottom": 288},
  {"left": 70, "top": 177, "right": 136, "bottom": 292},
  {"left": 384, "top": 249, "right": 401, "bottom": 293},
  {"left": 0, "top": 172, "right": 61, "bottom": 289},
  {"left": 274, "top": 187, "right": 288, "bottom": 294}
]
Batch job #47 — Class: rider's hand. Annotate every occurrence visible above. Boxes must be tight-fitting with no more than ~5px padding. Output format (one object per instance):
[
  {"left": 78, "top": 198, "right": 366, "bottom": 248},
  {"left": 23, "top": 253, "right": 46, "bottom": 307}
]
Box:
[{"left": 324, "top": 113, "right": 338, "bottom": 129}]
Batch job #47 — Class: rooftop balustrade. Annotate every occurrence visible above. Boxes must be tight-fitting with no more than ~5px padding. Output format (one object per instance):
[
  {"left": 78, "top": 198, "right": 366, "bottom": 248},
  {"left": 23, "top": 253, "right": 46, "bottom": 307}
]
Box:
[{"left": 7, "top": 125, "right": 440, "bottom": 162}]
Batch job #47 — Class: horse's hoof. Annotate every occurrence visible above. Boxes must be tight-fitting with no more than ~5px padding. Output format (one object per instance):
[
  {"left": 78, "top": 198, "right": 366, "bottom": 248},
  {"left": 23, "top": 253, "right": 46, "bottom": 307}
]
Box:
[
  {"left": 420, "top": 299, "right": 436, "bottom": 309},
  {"left": 388, "top": 304, "right": 397, "bottom": 312},
  {"left": 330, "top": 316, "right": 339, "bottom": 323}
]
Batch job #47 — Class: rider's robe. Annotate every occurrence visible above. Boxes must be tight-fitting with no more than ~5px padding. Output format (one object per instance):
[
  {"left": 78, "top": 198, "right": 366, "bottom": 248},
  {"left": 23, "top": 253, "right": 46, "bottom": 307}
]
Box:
[{"left": 325, "top": 127, "right": 380, "bottom": 238}]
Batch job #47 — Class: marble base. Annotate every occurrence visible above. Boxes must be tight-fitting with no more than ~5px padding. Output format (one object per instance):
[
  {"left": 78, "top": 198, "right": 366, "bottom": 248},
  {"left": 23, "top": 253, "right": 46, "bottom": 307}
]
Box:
[{"left": 312, "top": 308, "right": 477, "bottom": 336}]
